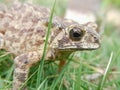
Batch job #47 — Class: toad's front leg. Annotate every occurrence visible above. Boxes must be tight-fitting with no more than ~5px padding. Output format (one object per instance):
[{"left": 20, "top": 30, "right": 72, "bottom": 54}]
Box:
[{"left": 13, "top": 50, "right": 43, "bottom": 90}]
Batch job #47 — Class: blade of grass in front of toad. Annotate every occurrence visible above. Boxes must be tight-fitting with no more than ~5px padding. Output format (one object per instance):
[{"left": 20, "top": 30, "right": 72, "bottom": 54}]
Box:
[
  {"left": 36, "top": 0, "right": 57, "bottom": 88},
  {"left": 50, "top": 53, "right": 74, "bottom": 90},
  {"left": 97, "top": 52, "right": 113, "bottom": 90}
]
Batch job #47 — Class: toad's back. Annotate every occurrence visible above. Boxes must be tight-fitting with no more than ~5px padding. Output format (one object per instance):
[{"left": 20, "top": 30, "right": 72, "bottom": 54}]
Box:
[{"left": 0, "top": 2, "right": 57, "bottom": 55}]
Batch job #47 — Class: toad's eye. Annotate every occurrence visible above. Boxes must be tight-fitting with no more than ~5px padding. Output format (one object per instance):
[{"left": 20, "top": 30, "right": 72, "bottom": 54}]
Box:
[{"left": 69, "top": 28, "right": 85, "bottom": 41}]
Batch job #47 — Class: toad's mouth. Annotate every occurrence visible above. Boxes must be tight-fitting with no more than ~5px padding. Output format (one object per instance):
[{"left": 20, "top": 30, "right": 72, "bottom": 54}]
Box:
[{"left": 58, "top": 42, "right": 100, "bottom": 50}]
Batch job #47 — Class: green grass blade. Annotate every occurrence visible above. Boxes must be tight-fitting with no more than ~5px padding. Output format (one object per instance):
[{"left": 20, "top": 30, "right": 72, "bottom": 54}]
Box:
[
  {"left": 50, "top": 53, "right": 74, "bottom": 90},
  {"left": 97, "top": 52, "right": 113, "bottom": 90},
  {"left": 37, "top": 78, "right": 47, "bottom": 90},
  {"left": 36, "top": 0, "right": 57, "bottom": 88}
]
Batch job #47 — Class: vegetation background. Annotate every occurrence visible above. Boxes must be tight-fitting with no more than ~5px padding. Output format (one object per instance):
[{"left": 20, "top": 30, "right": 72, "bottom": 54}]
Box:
[{"left": 0, "top": 0, "right": 120, "bottom": 90}]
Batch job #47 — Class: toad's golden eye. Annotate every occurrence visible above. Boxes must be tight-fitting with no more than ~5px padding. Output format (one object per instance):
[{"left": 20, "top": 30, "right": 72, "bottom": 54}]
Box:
[{"left": 69, "top": 28, "right": 85, "bottom": 41}]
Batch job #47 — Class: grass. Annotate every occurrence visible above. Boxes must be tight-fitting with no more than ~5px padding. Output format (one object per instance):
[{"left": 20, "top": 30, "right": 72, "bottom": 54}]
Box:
[
  {"left": 97, "top": 52, "right": 113, "bottom": 90},
  {"left": 0, "top": 0, "right": 120, "bottom": 90},
  {"left": 102, "top": 0, "right": 120, "bottom": 9},
  {"left": 36, "top": 0, "right": 57, "bottom": 88}
]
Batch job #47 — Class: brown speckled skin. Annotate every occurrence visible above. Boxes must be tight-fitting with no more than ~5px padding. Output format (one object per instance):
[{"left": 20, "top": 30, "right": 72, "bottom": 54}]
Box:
[{"left": 0, "top": 1, "right": 100, "bottom": 90}]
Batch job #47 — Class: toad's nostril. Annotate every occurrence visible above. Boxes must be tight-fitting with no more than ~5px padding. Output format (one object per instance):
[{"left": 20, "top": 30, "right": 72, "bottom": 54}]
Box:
[{"left": 94, "top": 37, "right": 99, "bottom": 43}]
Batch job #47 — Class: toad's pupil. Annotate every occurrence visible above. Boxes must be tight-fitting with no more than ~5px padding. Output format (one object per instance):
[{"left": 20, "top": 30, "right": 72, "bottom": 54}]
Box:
[{"left": 73, "top": 32, "right": 81, "bottom": 38}]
